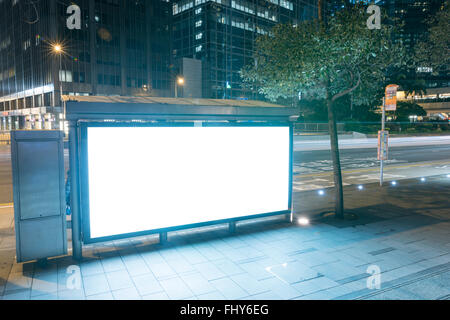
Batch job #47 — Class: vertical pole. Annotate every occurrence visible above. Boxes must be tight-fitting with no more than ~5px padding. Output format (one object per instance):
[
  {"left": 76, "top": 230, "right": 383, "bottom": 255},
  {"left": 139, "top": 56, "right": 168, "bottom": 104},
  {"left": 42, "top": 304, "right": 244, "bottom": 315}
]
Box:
[
  {"left": 175, "top": 83, "right": 178, "bottom": 98},
  {"left": 69, "top": 120, "right": 82, "bottom": 260},
  {"left": 59, "top": 54, "right": 65, "bottom": 136},
  {"left": 380, "top": 98, "right": 385, "bottom": 186}
]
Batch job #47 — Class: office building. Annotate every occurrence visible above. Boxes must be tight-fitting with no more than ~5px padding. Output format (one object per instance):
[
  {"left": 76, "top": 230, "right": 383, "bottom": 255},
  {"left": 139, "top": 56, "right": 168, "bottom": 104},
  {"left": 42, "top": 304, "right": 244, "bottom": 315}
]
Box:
[{"left": 0, "top": 0, "right": 172, "bottom": 130}]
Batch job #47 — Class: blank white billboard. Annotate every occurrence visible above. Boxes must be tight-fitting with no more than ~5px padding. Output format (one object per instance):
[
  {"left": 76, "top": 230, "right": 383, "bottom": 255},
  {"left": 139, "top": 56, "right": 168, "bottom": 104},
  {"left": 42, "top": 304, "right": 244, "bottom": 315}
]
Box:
[{"left": 86, "top": 126, "right": 291, "bottom": 239}]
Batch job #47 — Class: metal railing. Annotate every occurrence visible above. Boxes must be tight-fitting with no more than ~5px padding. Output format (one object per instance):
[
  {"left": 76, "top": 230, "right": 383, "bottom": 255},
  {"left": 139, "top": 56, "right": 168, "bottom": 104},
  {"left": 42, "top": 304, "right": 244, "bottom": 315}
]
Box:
[{"left": 294, "top": 122, "right": 345, "bottom": 133}]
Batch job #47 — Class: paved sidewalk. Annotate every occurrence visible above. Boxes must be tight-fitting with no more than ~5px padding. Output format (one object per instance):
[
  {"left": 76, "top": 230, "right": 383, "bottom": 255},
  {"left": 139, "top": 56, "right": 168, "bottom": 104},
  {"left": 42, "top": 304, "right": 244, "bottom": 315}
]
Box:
[{"left": 0, "top": 175, "right": 449, "bottom": 300}]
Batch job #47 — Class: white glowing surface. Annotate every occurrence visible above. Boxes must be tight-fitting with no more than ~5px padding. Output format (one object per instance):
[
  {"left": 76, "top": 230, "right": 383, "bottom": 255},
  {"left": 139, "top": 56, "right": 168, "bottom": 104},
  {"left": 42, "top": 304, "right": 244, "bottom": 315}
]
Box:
[{"left": 87, "top": 126, "right": 290, "bottom": 239}]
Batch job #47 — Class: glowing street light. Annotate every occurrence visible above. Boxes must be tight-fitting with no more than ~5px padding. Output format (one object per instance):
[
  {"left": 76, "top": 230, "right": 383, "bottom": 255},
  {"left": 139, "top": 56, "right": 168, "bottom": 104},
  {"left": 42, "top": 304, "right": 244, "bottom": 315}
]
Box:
[
  {"left": 175, "top": 76, "right": 185, "bottom": 98},
  {"left": 53, "top": 44, "right": 65, "bottom": 135}
]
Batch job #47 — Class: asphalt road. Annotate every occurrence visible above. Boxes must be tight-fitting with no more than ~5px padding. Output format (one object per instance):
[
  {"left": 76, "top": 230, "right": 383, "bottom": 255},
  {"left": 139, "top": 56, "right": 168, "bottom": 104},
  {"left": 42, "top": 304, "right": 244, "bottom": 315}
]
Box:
[
  {"left": 294, "top": 144, "right": 450, "bottom": 174},
  {"left": 1, "top": 136, "right": 450, "bottom": 203}
]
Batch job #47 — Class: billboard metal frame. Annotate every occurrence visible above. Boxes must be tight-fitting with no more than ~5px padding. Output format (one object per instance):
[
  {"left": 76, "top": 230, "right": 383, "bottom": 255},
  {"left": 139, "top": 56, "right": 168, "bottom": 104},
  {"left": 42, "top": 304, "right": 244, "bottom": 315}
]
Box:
[{"left": 79, "top": 121, "right": 294, "bottom": 244}]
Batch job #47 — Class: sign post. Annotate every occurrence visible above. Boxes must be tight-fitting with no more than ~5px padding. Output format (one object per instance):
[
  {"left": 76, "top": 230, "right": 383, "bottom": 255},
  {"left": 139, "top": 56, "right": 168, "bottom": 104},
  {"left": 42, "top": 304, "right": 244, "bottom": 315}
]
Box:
[{"left": 379, "top": 85, "right": 398, "bottom": 186}]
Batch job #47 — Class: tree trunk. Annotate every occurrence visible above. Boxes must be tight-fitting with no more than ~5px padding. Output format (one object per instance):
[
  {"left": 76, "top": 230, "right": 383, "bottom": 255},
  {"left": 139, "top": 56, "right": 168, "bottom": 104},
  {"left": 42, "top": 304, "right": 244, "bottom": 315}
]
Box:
[{"left": 326, "top": 98, "right": 344, "bottom": 219}]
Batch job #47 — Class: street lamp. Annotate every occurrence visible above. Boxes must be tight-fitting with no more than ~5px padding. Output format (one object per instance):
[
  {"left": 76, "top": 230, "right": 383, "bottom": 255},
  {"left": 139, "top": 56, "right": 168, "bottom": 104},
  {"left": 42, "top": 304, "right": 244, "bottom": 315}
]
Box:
[
  {"left": 175, "top": 76, "right": 184, "bottom": 98},
  {"left": 53, "top": 44, "right": 65, "bottom": 134}
]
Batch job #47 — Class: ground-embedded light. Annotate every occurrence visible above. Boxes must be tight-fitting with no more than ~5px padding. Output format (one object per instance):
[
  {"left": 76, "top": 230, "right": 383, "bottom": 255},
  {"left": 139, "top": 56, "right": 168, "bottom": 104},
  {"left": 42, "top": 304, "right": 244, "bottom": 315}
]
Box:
[
  {"left": 358, "top": 185, "right": 364, "bottom": 190},
  {"left": 391, "top": 181, "right": 397, "bottom": 186},
  {"left": 318, "top": 190, "right": 325, "bottom": 196},
  {"left": 297, "top": 217, "right": 310, "bottom": 226},
  {"left": 420, "top": 177, "right": 426, "bottom": 182}
]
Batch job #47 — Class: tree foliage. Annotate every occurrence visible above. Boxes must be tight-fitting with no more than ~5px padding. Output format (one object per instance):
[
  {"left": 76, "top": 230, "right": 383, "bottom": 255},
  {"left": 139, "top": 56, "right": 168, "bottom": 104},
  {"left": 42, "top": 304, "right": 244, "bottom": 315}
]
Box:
[
  {"left": 241, "top": 4, "right": 408, "bottom": 106},
  {"left": 416, "top": 0, "right": 450, "bottom": 75},
  {"left": 393, "top": 101, "right": 427, "bottom": 122}
]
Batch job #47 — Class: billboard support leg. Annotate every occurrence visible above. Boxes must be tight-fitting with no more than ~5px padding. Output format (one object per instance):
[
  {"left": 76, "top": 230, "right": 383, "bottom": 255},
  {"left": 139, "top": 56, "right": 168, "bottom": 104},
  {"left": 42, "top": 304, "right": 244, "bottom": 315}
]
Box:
[
  {"left": 160, "top": 232, "right": 168, "bottom": 244},
  {"left": 285, "top": 213, "right": 292, "bottom": 223},
  {"left": 69, "top": 121, "right": 82, "bottom": 261},
  {"left": 229, "top": 221, "right": 236, "bottom": 234}
]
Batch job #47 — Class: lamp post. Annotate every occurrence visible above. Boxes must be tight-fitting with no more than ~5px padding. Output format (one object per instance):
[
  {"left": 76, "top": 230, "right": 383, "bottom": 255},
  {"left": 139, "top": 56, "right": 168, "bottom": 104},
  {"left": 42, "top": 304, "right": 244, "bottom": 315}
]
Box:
[
  {"left": 53, "top": 44, "right": 64, "bottom": 134},
  {"left": 175, "top": 76, "right": 184, "bottom": 98}
]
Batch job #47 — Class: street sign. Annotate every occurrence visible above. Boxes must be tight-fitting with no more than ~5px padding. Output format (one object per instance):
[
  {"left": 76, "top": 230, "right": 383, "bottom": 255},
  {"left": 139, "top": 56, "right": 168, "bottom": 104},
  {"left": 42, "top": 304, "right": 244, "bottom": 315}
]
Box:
[
  {"left": 378, "top": 130, "right": 389, "bottom": 161},
  {"left": 385, "top": 84, "right": 399, "bottom": 111}
]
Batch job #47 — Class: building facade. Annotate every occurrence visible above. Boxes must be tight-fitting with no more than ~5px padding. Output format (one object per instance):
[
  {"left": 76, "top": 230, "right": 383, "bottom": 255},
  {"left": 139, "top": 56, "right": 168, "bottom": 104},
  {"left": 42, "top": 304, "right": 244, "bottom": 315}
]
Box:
[
  {"left": 171, "top": 0, "right": 318, "bottom": 99},
  {"left": 0, "top": 0, "right": 172, "bottom": 130}
]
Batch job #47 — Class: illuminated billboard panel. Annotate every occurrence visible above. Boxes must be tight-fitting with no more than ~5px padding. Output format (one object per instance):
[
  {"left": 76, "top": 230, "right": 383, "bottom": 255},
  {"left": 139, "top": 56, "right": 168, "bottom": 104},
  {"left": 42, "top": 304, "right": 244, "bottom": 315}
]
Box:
[{"left": 86, "top": 126, "right": 291, "bottom": 240}]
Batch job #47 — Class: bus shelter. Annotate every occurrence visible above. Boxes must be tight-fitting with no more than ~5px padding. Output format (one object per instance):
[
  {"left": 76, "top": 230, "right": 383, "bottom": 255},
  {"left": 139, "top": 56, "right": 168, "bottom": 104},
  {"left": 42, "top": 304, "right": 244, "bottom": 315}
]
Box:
[{"left": 65, "top": 96, "right": 299, "bottom": 260}]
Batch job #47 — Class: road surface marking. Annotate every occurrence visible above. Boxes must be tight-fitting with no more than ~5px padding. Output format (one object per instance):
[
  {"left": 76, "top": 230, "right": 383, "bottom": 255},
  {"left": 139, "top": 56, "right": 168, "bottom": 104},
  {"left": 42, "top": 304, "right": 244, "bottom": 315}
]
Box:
[{"left": 295, "top": 160, "right": 450, "bottom": 178}]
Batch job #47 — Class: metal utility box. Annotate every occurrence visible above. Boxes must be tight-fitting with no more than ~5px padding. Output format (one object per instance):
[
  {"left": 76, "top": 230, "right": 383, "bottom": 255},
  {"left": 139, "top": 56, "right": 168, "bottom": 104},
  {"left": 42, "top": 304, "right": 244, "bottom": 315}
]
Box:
[{"left": 11, "top": 130, "right": 67, "bottom": 263}]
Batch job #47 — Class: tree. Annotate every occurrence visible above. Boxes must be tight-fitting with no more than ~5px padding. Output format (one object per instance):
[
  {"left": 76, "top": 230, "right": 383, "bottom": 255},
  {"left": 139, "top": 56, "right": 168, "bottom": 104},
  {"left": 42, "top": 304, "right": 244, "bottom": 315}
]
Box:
[
  {"left": 241, "top": 4, "right": 408, "bottom": 219},
  {"left": 416, "top": 0, "right": 450, "bottom": 75},
  {"left": 394, "top": 101, "right": 427, "bottom": 122}
]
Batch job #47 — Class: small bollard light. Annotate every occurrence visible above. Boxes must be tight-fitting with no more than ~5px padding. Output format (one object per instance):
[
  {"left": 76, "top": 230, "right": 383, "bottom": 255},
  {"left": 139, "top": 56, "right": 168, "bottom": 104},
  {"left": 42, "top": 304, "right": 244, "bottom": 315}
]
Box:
[
  {"left": 391, "top": 181, "right": 397, "bottom": 186},
  {"left": 297, "top": 217, "right": 310, "bottom": 226},
  {"left": 358, "top": 185, "right": 364, "bottom": 190},
  {"left": 318, "top": 190, "right": 325, "bottom": 196},
  {"left": 420, "top": 177, "right": 426, "bottom": 182}
]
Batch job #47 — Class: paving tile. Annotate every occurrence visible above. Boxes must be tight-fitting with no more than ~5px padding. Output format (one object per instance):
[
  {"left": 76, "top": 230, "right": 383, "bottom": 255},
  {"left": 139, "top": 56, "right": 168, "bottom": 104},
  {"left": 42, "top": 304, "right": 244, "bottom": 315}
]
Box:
[
  {"left": 2, "top": 289, "right": 31, "bottom": 300},
  {"left": 121, "top": 256, "right": 151, "bottom": 277},
  {"left": 5, "top": 272, "right": 32, "bottom": 292},
  {"left": 193, "top": 243, "right": 225, "bottom": 261},
  {"left": 312, "top": 261, "right": 363, "bottom": 282},
  {"left": 214, "top": 259, "right": 245, "bottom": 276},
  {"left": 177, "top": 246, "right": 209, "bottom": 265},
  {"left": 31, "top": 272, "right": 58, "bottom": 296},
  {"left": 194, "top": 262, "right": 227, "bottom": 281},
  {"left": 132, "top": 273, "right": 164, "bottom": 296},
  {"left": 80, "top": 259, "right": 104, "bottom": 276},
  {"left": 292, "top": 276, "right": 339, "bottom": 296},
  {"left": 231, "top": 273, "right": 268, "bottom": 296},
  {"left": 147, "top": 261, "right": 177, "bottom": 280},
  {"left": 159, "top": 276, "right": 195, "bottom": 300},
  {"left": 86, "top": 292, "right": 114, "bottom": 300},
  {"left": 210, "top": 277, "right": 249, "bottom": 300},
  {"left": 258, "top": 277, "right": 302, "bottom": 300},
  {"left": 142, "top": 291, "right": 170, "bottom": 300},
  {"left": 82, "top": 273, "right": 110, "bottom": 297},
  {"left": 140, "top": 250, "right": 166, "bottom": 265},
  {"left": 294, "top": 290, "right": 330, "bottom": 300},
  {"left": 58, "top": 288, "right": 86, "bottom": 300},
  {"left": 267, "top": 261, "right": 321, "bottom": 284},
  {"left": 181, "top": 272, "right": 216, "bottom": 296},
  {"left": 101, "top": 256, "right": 126, "bottom": 273},
  {"left": 112, "top": 286, "right": 141, "bottom": 300},
  {"left": 166, "top": 257, "right": 196, "bottom": 274},
  {"left": 105, "top": 270, "right": 134, "bottom": 291},
  {"left": 239, "top": 261, "right": 274, "bottom": 281},
  {"left": 241, "top": 290, "right": 283, "bottom": 300},
  {"left": 196, "top": 291, "right": 227, "bottom": 300},
  {"left": 31, "top": 293, "right": 58, "bottom": 300}
]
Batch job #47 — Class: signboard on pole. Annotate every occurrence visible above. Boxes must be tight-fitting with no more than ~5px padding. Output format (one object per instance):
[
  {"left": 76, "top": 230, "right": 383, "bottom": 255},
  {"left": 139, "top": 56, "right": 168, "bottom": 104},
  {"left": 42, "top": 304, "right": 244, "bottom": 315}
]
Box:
[
  {"left": 385, "top": 84, "right": 399, "bottom": 111},
  {"left": 378, "top": 130, "right": 389, "bottom": 160}
]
